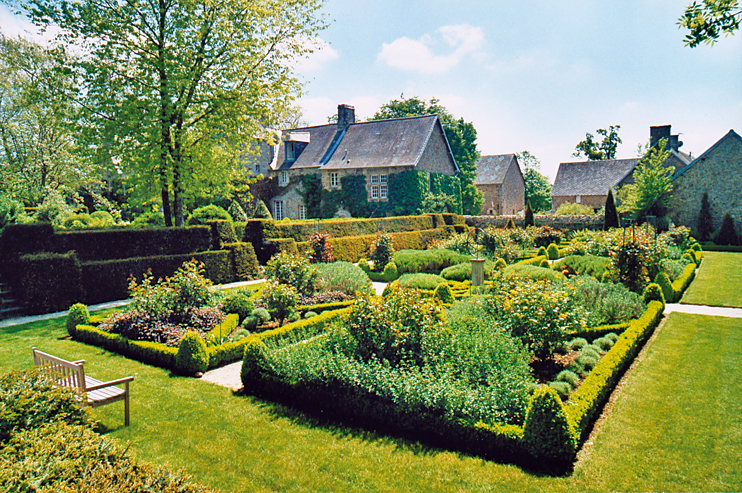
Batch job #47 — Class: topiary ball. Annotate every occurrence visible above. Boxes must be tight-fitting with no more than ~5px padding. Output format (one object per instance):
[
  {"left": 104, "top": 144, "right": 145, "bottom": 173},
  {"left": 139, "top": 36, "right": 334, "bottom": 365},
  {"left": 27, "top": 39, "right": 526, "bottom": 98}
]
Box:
[
  {"left": 242, "top": 315, "right": 259, "bottom": 330},
  {"left": 175, "top": 332, "right": 209, "bottom": 375},
  {"left": 642, "top": 282, "right": 665, "bottom": 305},
  {"left": 546, "top": 243, "right": 560, "bottom": 260},
  {"left": 66, "top": 303, "right": 90, "bottom": 338},
  {"left": 382, "top": 261, "right": 399, "bottom": 282},
  {"left": 433, "top": 282, "right": 455, "bottom": 304},
  {"left": 221, "top": 291, "right": 255, "bottom": 323}
]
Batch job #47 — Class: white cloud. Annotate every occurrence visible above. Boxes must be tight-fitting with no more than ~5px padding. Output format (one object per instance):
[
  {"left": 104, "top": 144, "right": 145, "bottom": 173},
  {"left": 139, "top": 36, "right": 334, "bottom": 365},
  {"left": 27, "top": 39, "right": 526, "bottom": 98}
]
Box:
[
  {"left": 377, "top": 24, "right": 485, "bottom": 74},
  {"left": 293, "top": 37, "right": 339, "bottom": 73}
]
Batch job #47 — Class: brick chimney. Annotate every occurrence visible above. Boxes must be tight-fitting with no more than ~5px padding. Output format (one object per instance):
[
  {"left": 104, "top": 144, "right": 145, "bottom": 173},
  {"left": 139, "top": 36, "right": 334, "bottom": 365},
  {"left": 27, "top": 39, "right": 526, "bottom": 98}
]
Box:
[
  {"left": 337, "top": 104, "right": 355, "bottom": 130},
  {"left": 650, "top": 125, "right": 672, "bottom": 148},
  {"left": 668, "top": 134, "right": 682, "bottom": 151}
]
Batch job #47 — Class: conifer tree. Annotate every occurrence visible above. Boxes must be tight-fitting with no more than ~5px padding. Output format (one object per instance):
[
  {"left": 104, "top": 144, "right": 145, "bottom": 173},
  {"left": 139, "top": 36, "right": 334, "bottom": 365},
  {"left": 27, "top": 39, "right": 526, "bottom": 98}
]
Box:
[
  {"left": 696, "top": 192, "right": 713, "bottom": 242},
  {"left": 524, "top": 201, "right": 535, "bottom": 227},
  {"left": 604, "top": 189, "right": 620, "bottom": 230}
]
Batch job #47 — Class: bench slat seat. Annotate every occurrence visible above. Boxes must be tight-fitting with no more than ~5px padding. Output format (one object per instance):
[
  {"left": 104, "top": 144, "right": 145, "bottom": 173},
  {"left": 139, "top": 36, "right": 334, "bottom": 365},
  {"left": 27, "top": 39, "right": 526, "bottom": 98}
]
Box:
[{"left": 32, "top": 348, "right": 133, "bottom": 426}]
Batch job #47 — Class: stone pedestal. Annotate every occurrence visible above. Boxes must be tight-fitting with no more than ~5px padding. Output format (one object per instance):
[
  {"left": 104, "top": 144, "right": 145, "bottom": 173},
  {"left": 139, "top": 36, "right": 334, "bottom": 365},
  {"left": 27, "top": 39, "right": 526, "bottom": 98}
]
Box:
[{"left": 471, "top": 258, "right": 485, "bottom": 286}]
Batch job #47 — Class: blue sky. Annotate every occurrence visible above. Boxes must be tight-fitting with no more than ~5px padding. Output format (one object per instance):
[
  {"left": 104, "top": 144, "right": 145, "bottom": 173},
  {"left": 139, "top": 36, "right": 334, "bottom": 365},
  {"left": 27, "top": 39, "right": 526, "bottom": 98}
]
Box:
[{"left": 2, "top": 0, "right": 740, "bottom": 180}]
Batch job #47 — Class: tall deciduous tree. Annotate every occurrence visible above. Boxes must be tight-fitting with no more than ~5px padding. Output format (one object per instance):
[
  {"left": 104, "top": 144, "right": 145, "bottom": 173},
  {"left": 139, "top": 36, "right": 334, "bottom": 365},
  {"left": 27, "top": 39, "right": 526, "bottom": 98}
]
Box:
[
  {"left": 679, "top": 0, "right": 740, "bottom": 47},
  {"left": 516, "top": 151, "right": 552, "bottom": 213},
  {"left": 16, "top": 0, "right": 326, "bottom": 226},
  {"left": 0, "top": 35, "right": 87, "bottom": 204},
  {"left": 573, "top": 125, "right": 622, "bottom": 160},
  {"left": 370, "top": 95, "right": 483, "bottom": 215},
  {"left": 617, "top": 138, "right": 673, "bottom": 220}
]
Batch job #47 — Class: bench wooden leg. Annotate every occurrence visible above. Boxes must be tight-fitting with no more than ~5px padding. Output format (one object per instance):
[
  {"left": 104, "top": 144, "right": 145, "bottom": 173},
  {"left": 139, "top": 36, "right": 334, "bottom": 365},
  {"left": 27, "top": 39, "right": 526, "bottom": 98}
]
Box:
[{"left": 124, "top": 382, "right": 130, "bottom": 426}]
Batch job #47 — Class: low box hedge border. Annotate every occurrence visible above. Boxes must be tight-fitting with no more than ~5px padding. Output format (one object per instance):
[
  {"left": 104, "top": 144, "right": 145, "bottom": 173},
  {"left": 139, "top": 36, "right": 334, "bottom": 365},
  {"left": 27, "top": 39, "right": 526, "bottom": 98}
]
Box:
[
  {"left": 240, "top": 300, "right": 670, "bottom": 468},
  {"left": 670, "top": 262, "right": 696, "bottom": 302},
  {"left": 73, "top": 309, "right": 346, "bottom": 372}
]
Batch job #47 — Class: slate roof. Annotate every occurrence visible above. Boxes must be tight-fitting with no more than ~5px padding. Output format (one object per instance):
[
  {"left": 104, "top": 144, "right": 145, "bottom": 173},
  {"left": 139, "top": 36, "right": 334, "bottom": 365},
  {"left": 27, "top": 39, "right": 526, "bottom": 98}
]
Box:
[
  {"left": 272, "top": 115, "right": 458, "bottom": 174},
  {"left": 474, "top": 154, "right": 517, "bottom": 185},
  {"left": 552, "top": 158, "right": 639, "bottom": 196}
]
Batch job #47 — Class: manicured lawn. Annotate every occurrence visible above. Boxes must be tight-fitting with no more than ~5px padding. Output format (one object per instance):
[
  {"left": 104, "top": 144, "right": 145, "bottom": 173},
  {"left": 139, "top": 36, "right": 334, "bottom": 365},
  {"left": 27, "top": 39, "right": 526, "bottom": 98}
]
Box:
[
  {"left": 681, "top": 251, "right": 742, "bottom": 307},
  {"left": 2, "top": 311, "right": 741, "bottom": 491}
]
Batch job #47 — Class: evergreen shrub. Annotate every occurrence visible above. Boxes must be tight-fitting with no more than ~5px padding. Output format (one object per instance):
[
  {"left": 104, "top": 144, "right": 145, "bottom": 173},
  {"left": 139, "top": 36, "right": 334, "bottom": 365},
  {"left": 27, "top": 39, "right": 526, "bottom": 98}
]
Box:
[
  {"left": 546, "top": 243, "right": 560, "bottom": 260},
  {"left": 397, "top": 273, "right": 447, "bottom": 290},
  {"left": 654, "top": 271, "right": 674, "bottom": 303},
  {"left": 175, "top": 332, "right": 209, "bottom": 375},
  {"left": 188, "top": 205, "right": 231, "bottom": 226},
  {"left": 522, "top": 386, "right": 576, "bottom": 465},
  {"left": 67, "top": 303, "right": 90, "bottom": 338},
  {"left": 433, "top": 282, "right": 455, "bottom": 304},
  {"left": 641, "top": 282, "right": 665, "bottom": 305}
]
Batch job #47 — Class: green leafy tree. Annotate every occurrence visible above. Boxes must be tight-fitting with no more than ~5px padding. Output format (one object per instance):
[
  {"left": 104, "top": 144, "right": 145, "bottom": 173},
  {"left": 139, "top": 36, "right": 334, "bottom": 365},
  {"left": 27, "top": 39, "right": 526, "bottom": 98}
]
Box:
[
  {"left": 0, "top": 36, "right": 89, "bottom": 205},
  {"left": 16, "top": 0, "right": 326, "bottom": 226},
  {"left": 371, "top": 95, "right": 482, "bottom": 215},
  {"left": 618, "top": 138, "right": 673, "bottom": 220},
  {"left": 517, "top": 151, "right": 552, "bottom": 213},
  {"left": 679, "top": 0, "right": 741, "bottom": 47},
  {"left": 573, "top": 125, "right": 622, "bottom": 160}
]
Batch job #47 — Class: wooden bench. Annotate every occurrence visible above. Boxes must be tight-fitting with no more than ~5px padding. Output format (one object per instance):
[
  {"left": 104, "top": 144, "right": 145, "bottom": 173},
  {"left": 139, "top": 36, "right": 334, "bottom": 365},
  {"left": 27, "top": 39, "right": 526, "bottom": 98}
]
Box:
[{"left": 32, "top": 347, "right": 134, "bottom": 426}]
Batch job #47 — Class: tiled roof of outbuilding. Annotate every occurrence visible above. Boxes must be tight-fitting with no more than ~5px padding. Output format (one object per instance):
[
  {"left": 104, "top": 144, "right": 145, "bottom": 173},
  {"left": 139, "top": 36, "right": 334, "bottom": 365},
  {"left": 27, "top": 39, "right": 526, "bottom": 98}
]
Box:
[
  {"left": 475, "top": 154, "right": 517, "bottom": 185},
  {"left": 551, "top": 158, "right": 639, "bottom": 196}
]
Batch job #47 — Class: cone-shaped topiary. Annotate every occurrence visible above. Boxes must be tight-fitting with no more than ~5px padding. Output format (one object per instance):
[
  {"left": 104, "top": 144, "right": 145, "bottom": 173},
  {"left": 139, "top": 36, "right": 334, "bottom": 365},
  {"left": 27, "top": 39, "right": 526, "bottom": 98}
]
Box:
[
  {"left": 433, "top": 282, "right": 455, "bottom": 304},
  {"left": 642, "top": 282, "right": 665, "bottom": 305},
  {"left": 546, "top": 243, "right": 560, "bottom": 260},
  {"left": 175, "top": 332, "right": 209, "bottom": 375},
  {"left": 505, "top": 217, "right": 516, "bottom": 229},
  {"left": 253, "top": 200, "right": 272, "bottom": 220},
  {"left": 696, "top": 192, "right": 713, "bottom": 242},
  {"left": 67, "top": 303, "right": 90, "bottom": 338},
  {"left": 523, "top": 385, "right": 577, "bottom": 465},
  {"left": 713, "top": 213, "right": 740, "bottom": 246},
  {"left": 525, "top": 201, "right": 534, "bottom": 227},
  {"left": 604, "top": 189, "right": 619, "bottom": 230},
  {"left": 654, "top": 271, "right": 674, "bottom": 303}
]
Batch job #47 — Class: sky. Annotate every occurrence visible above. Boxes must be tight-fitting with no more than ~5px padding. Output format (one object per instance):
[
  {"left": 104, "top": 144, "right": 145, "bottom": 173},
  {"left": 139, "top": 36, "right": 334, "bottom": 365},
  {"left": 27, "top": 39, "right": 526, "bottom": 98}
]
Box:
[{"left": 2, "top": 0, "right": 740, "bottom": 181}]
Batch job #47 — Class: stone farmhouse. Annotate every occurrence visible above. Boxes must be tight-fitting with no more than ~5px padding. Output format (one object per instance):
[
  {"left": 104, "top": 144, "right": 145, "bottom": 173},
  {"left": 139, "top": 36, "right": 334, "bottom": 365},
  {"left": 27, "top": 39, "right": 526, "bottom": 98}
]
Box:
[
  {"left": 668, "top": 129, "right": 742, "bottom": 233},
  {"left": 474, "top": 154, "right": 525, "bottom": 216},
  {"left": 253, "top": 104, "right": 459, "bottom": 220},
  {"left": 551, "top": 125, "right": 693, "bottom": 211}
]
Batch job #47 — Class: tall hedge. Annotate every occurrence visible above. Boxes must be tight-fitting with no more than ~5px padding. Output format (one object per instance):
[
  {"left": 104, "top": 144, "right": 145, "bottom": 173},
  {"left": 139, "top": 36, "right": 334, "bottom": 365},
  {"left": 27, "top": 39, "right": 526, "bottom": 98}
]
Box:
[{"left": 17, "top": 251, "right": 84, "bottom": 314}]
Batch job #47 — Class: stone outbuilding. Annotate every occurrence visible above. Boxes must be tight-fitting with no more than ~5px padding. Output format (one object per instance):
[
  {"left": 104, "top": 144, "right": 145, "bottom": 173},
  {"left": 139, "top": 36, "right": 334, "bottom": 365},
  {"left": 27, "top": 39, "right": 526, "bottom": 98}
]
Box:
[
  {"left": 668, "top": 129, "right": 742, "bottom": 233},
  {"left": 551, "top": 125, "right": 693, "bottom": 211},
  {"left": 254, "top": 104, "right": 459, "bottom": 220},
  {"left": 474, "top": 154, "right": 525, "bottom": 216}
]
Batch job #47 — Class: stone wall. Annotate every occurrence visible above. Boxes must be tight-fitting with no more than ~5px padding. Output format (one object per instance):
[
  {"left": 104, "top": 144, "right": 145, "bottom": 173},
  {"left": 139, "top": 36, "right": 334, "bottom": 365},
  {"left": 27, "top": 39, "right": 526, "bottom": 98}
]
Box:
[
  {"left": 552, "top": 194, "right": 605, "bottom": 211},
  {"left": 479, "top": 183, "right": 501, "bottom": 215},
  {"left": 465, "top": 214, "right": 604, "bottom": 232},
  {"left": 416, "top": 123, "right": 459, "bottom": 175},
  {"left": 501, "top": 163, "right": 525, "bottom": 215},
  {"left": 668, "top": 131, "right": 742, "bottom": 234}
]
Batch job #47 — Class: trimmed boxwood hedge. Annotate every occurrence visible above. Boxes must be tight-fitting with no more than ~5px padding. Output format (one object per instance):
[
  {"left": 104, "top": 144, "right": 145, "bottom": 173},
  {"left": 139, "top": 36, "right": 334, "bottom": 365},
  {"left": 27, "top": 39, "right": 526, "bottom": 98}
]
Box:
[
  {"left": 17, "top": 251, "right": 84, "bottom": 314},
  {"left": 51, "top": 226, "right": 212, "bottom": 261},
  {"left": 564, "top": 300, "right": 664, "bottom": 441},
  {"left": 670, "top": 262, "right": 696, "bottom": 301},
  {"left": 81, "top": 250, "right": 234, "bottom": 305}
]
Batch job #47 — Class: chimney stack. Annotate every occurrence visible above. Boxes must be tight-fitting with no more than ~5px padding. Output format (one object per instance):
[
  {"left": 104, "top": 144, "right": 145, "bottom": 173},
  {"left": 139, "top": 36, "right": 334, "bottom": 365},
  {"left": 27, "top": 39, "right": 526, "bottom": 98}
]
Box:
[
  {"left": 337, "top": 104, "right": 355, "bottom": 130},
  {"left": 650, "top": 125, "right": 672, "bottom": 148},
  {"left": 668, "top": 134, "right": 682, "bottom": 151}
]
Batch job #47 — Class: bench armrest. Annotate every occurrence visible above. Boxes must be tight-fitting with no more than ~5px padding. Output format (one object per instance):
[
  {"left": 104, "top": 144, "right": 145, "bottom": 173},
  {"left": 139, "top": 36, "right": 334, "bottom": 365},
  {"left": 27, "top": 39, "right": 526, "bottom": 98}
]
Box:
[{"left": 86, "top": 376, "right": 134, "bottom": 392}]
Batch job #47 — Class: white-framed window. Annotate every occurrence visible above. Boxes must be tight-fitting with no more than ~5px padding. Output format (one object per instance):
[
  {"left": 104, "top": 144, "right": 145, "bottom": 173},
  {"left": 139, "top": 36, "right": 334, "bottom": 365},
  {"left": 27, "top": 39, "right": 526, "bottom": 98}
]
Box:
[
  {"left": 380, "top": 174, "right": 387, "bottom": 183},
  {"left": 575, "top": 195, "right": 582, "bottom": 204},
  {"left": 380, "top": 183, "right": 387, "bottom": 199},
  {"left": 371, "top": 185, "right": 379, "bottom": 199},
  {"left": 371, "top": 175, "right": 379, "bottom": 184},
  {"left": 298, "top": 205, "right": 307, "bottom": 220},
  {"left": 330, "top": 172, "right": 339, "bottom": 188},
  {"left": 274, "top": 200, "right": 284, "bottom": 220},
  {"left": 279, "top": 171, "right": 289, "bottom": 186},
  {"left": 285, "top": 142, "right": 295, "bottom": 161}
]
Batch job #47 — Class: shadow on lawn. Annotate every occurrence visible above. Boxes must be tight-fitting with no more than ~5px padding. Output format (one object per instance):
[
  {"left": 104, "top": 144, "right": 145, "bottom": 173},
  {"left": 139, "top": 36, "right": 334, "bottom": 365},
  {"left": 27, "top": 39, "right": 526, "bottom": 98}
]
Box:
[{"left": 237, "top": 390, "right": 574, "bottom": 477}]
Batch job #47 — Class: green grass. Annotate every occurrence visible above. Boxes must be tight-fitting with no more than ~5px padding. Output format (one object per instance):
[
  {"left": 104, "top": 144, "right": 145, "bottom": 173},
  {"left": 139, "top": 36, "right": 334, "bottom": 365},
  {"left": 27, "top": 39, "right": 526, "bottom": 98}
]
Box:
[
  {"left": 2, "top": 308, "right": 742, "bottom": 491},
  {"left": 681, "top": 252, "right": 742, "bottom": 307}
]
